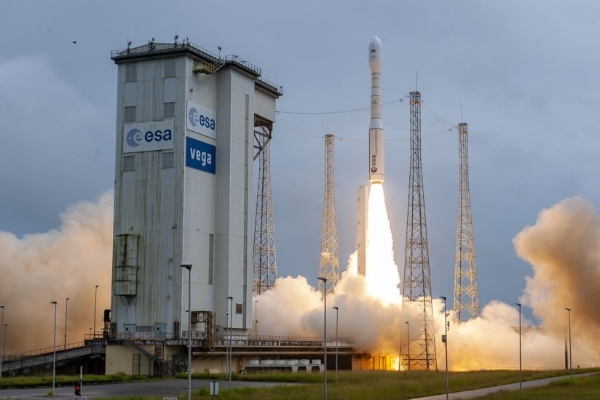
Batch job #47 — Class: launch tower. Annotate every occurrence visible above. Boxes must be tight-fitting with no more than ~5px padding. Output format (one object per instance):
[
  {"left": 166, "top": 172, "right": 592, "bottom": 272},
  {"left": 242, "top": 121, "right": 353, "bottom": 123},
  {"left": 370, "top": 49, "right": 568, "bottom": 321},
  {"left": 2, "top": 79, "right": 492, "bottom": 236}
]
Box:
[
  {"left": 401, "top": 91, "right": 437, "bottom": 370},
  {"left": 318, "top": 134, "right": 340, "bottom": 293},
  {"left": 453, "top": 122, "right": 480, "bottom": 322},
  {"left": 108, "top": 39, "right": 281, "bottom": 374},
  {"left": 253, "top": 119, "right": 278, "bottom": 295}
]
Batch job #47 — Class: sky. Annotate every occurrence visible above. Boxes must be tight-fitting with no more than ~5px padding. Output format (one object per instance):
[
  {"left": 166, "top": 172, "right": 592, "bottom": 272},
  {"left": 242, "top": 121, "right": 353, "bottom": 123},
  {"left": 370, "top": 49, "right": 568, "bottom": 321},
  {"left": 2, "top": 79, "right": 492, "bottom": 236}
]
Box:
[{"left": 2, "top": 1, "right": 600, "bottom": 356}]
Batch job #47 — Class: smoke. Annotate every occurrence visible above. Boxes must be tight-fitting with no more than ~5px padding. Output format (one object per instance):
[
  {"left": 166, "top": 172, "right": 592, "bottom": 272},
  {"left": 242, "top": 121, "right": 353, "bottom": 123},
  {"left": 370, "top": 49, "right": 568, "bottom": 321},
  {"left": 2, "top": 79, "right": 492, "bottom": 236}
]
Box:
[
  {"left": 514, "top": 196, "right": 600, "bottom": 367},
  {"left": 3, "top": 187, "right": 600, "bottom": 370},
  {"left": 0, "top": 191, "right": 113, "bottom": 354}
]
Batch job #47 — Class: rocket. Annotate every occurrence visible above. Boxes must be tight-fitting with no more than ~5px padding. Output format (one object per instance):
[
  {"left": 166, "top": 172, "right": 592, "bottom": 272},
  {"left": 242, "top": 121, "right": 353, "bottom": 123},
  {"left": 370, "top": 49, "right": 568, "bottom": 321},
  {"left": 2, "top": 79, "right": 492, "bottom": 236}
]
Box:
[{"left": 368, "top": 36, "right": 384, "bottom": 184}]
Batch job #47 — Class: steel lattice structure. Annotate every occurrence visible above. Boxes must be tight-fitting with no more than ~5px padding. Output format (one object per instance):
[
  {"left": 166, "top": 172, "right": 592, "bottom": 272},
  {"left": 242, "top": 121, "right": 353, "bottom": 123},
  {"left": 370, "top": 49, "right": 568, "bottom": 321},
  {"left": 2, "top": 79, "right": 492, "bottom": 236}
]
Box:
[
  {"left": 453, "top": 122, "right": 480, "bottom": 322},
  {"left": 253, "top": 117, "right": 277, "bottom": 294},
  {"left": 318, "top": 134, "right": 340, "bottom": 293},
  {"left": 401, "top": 91, "right": 438, "bottom": 371}
]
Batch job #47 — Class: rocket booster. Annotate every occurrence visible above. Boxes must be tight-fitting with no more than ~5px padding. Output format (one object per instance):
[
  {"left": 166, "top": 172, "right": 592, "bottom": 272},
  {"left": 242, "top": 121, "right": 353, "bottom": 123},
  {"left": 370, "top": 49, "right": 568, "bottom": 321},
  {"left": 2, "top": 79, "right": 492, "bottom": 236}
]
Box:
[{"left": 368, "top": 36, "right": 384, "bottom": 184}]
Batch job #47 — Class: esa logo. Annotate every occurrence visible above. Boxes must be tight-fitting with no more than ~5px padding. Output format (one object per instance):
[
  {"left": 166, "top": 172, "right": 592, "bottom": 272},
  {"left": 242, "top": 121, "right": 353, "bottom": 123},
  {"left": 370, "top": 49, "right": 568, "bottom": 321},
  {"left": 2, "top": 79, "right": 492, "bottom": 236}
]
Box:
[
  {"left": 370, "top": 154, "right": 378, "bottom": 173},
  {"left": 126, "top": 128, "right": 172, "bottom": 147},
  {"left": 188, "top": 107, "right": 216, "bottom": 130}
]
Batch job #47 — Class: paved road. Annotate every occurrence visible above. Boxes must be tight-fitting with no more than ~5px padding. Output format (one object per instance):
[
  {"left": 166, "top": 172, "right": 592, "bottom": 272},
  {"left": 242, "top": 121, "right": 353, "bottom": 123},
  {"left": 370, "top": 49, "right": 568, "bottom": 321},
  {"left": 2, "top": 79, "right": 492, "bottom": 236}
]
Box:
[
  {"left": 0, "top": 379, "right": 295, "bottom": 399},
  {"left": 409, "top": 372, "right": 598, "bottom": 400}
]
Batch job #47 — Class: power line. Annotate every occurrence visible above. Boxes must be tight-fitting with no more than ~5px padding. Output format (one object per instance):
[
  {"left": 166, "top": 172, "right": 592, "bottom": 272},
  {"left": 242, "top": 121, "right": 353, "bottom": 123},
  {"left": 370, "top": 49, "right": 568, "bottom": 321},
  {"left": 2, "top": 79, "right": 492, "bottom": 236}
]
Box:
[{"left": 276, "top": 96, "right": 407, "bottom": 115}]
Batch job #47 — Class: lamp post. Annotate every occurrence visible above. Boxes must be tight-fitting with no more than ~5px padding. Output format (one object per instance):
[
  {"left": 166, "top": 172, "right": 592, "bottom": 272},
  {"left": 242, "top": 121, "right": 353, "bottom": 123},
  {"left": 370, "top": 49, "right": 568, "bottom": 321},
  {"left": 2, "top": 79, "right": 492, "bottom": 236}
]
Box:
[
  {"left": 0, "top": 305, "right": 4, "bottom": 380},
  {"left": 227, "top": 296, "right": 233, "bottom": 389},
  {"left": 2, "top": 324, "right": 6, "bottom": 371},
  {"left": 51, "top": 301, "right": 57, "bottom": 395},
  {"left": 93, "top": 285, "right": 99, "bottom": 338},
  {"left": 180, "top": 263, "right": 192, "bottom": 400},
  {"left": 515, "top": 303, "right": 522, "bottom": 390},
  {"left": 65, "top": 297, "right": 70, "bottom": 350},
  {"left": 254, "top": 300, "right": 258, "bottom": 337},
  {"left": 565, "top": 307, "right": 572, "bottom": 379},
  {"left": 317, "top": 276, "right": 328, "bottom": 400},
  {"left": 440, "top": 296, "right": 449, "bottom": 400},
  {"left": 405, "top": 321, "right": 410, "bottom": 371},
  {"left": 333, "top": 306, "right": 339, "bottom": 383}
]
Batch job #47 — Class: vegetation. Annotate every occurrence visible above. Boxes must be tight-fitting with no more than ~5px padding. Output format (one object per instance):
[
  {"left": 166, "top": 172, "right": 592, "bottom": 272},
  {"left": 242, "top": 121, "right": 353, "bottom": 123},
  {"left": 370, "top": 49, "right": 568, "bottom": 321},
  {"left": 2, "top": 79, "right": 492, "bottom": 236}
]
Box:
[
  {"left": 0, "top": 374, "right": 157, "bottom": 389},
  {"left": 3, "top": 369, "right": 599, "bottom": 399},
  {"left": 471, "top": 373, "right": 600, "bottom": 400}
]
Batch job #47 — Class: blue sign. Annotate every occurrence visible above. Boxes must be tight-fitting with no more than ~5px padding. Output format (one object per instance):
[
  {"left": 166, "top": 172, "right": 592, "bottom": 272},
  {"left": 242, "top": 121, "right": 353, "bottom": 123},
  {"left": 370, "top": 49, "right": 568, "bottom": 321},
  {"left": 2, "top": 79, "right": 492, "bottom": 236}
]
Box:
[{"left": 186, "top": 136, "right": 216, "bottom": 174}]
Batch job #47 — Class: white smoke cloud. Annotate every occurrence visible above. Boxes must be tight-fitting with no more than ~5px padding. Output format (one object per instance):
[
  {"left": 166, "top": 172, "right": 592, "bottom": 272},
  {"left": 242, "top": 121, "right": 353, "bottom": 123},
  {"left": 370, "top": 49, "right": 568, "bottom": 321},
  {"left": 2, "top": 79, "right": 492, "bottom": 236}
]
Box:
[{"left": 0, "top": 192, "right": 113, "bottom": 353}]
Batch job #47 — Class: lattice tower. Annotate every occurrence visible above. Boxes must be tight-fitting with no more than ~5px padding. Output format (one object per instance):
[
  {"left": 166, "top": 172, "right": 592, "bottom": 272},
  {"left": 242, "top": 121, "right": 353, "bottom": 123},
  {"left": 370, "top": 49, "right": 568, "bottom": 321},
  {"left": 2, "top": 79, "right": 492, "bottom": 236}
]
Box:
[
  {"left": 401, "top": 91, "right": 437, "bottom": 371},
  {"left": 318, "top": 134, "right": 340, "bottom": 293},
  {"left": 453, "top": 122, "right": 480, "bottom": 322},
  {"left": 253, "top": 118, "right": 277, "bottom": 294}
]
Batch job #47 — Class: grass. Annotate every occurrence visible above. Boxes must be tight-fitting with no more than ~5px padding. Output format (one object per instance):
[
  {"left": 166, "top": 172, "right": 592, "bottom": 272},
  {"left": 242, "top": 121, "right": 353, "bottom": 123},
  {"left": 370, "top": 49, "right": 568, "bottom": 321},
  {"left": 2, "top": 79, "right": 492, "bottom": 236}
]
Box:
[
  {"left": 471, "top": 373, "right": 600, "bottom": 400},
  {"left": 0, "top": 374, "right": 157, "bottom": 389},
  {"left": 3, "top": 369, "right": 599, "bottom": 399}
]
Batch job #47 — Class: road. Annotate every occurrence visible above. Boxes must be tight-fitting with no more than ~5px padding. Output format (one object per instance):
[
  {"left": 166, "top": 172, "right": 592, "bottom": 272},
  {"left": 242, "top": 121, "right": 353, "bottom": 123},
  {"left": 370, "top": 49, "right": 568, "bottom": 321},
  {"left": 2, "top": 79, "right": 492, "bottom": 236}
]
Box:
[{"left": 0, "top": 379, "right": 296, "bottom": 399}]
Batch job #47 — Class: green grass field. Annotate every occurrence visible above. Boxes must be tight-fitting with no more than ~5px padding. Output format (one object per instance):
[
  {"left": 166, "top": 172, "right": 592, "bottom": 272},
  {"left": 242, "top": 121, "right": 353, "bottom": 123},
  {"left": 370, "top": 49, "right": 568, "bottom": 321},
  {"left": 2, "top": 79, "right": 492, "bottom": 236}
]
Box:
[{"left": 1, "top": 369, "right": 598, "bottom": 399}]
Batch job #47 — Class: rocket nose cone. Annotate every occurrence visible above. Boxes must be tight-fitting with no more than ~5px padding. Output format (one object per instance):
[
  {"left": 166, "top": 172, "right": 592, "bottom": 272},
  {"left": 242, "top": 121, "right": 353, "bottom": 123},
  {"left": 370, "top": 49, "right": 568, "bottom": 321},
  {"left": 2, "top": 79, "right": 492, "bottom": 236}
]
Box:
[{"left": 369, "top": 36, "right": 383, "bottom": 73}]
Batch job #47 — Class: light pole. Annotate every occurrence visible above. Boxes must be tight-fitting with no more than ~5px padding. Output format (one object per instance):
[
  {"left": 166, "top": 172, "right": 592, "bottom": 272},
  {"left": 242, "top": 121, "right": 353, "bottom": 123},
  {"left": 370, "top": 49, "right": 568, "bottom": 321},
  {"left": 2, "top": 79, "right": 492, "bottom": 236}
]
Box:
[
  {"left": 405, "top": 321, "right": 410, "bottom": 371},
  {"left": 0, "top": 305, "right": 4, "bottom": 380},
  {"left": 333, "top": 306, "right": 339, "bottom": 383},
  {"left": 65, "top": 297, "right": 70, "bottom": 350},
  {"left": 227, "top": 296, "right": 233, "bottom": 389},
  {"left": 440, "top": 296, "right": 449, "bottom": 400},
  {"left": 51, "top": 301, "right": 57, "bottom": 395},
  {"left": 317, "top": 276, "right": 328, "bottom": 400},
  {"left": 2, "top": 324, "right": 6, "bottom": 371},
  {"left": 93, "top": 285, "right": 99, "bottom": 338},
  {"left": 565, "top": 307, "right": 572, "bottom": 379},
  {"left": 180, "top": 263, "right": 192, "bottom": 400},
  {"left": 515, "top": 303, "right": 522, "bottom": 390},
  {"left": 254, "top": 300, "right": 258, "bottom": 337}
]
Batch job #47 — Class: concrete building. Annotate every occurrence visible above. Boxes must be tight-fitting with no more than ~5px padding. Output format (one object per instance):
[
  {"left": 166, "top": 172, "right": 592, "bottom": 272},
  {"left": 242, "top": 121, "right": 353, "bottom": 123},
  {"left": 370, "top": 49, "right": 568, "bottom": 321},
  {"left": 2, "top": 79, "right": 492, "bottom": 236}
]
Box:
[{"left": 106, "top": 39, "right": 281, "bottom": 374}]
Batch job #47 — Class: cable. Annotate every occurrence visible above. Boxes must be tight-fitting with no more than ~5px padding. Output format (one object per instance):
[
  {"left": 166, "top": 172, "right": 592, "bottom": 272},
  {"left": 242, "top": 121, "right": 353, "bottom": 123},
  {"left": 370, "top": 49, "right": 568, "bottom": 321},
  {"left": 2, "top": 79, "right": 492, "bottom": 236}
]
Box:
[{"left": 276, "top": 96, "right": 408, "bottom": 115}]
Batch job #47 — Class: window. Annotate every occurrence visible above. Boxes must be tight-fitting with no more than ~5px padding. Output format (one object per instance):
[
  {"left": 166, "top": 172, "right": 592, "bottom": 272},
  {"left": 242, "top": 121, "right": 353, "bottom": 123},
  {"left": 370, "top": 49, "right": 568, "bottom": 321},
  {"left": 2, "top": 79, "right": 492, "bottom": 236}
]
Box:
[
  {"left": 235, "top": 303, "right": 243, "bottom": 314},
  {"left": 164, "top": 102, "right": 175, "bottom": 118},
  {"left": 123, "top": 155, "right": 135, "bottom": 171},
  {"left": 125, "top": 63, "right": 137, "bottom": 82},
  {"left": 208, "top": 234, "right": 214, "bottom": 284},
  {"left": 124, "top": 106, "right": 136, "bottom": 122},
  {"left": 164, "top": 59, "right": 176, "bottom": 78},
  {"left": 162, "top": 152, "right": 174, "bottom": 169}
]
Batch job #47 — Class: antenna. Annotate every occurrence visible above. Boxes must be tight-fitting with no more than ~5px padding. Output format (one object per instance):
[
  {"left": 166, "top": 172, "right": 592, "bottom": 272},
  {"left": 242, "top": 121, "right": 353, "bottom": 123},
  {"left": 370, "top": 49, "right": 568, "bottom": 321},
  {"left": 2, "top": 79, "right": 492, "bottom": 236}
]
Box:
[
  {"left": 318, "top": 134, "right": 340, "bottom": 294},
  {"left": 402, "top": 90, "right": 437, "bottom": 371},
  {"left": 453, "top": 122, "right": 480, "bottom": 322}
]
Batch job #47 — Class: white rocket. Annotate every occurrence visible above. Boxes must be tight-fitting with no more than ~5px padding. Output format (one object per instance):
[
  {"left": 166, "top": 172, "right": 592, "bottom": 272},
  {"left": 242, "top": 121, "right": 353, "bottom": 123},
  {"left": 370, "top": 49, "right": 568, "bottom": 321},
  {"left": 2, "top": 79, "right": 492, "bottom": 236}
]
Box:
[{"left": 368, "top": 36, "right": 384, "bottom": 184}]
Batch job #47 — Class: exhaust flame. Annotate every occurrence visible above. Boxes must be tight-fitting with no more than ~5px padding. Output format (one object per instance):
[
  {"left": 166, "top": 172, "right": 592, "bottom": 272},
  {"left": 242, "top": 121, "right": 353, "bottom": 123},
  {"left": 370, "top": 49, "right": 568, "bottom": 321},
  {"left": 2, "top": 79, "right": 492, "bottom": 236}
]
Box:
[{"left": 365, "top": 183, "right": 401, "bottom": 305}]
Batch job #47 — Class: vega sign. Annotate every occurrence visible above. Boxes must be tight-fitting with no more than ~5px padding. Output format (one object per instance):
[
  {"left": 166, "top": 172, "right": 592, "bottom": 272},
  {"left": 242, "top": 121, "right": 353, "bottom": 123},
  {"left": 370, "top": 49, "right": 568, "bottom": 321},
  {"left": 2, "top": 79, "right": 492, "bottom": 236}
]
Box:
[
  {"left": 123, "top": 121, "right": 174, "bottom": 153},
  {"left": 186, "top": 100, "right": 217, "bottom": 139}
]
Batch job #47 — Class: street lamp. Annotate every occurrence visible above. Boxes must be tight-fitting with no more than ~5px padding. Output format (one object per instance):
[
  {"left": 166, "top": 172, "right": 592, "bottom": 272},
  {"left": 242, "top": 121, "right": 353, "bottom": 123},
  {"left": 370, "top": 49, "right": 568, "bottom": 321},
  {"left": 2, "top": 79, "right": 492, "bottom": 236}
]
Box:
[
  {"left": 0, "top": 305, "right": 4, "bottom": 380},
  {"left": 440, "top": 296, "right": 449, "bottom": 400},
  {"left": 254, "top": 300, "right": 258, "bottom": 337},
  {"left": 51, "top": 301, "right": 57, "bottom": 395},
  {"left": 93, "top": 285, "right": 99, "bottom": 338},
  {"left": 405, "top": 321, "right": 410, "bottom": 371},
  {"left": 317, "top": 276, "right": 328, "bottom": 400},
  {"left": 565, "top": 307, "right": 572, "bottom": 379},
  {"left": 227, "top": 296, "right": 233, "bottom": 389},
  {"left": 2, "top": 324, "right": 7, "bottom": 369},
  {"left": 333, "top": 306, "right": 339, "bottom": 383},
  {"left": 65, "top": 297, "right": 70, "bottom": 350},
  {"left": 180, "top": 263, "right": 192, "bottom": 400},
  {"left": 515, "top": 303, "right": 522, "bottom": 390}
]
